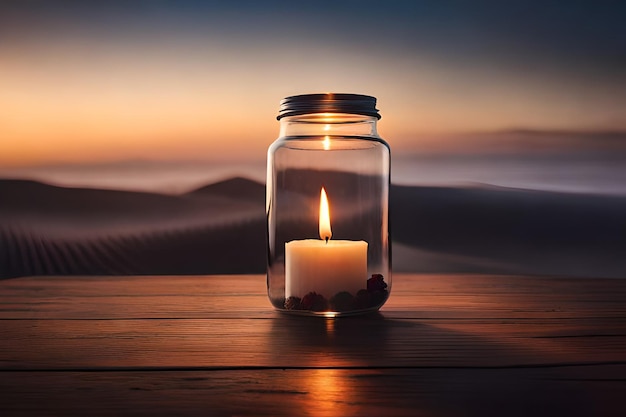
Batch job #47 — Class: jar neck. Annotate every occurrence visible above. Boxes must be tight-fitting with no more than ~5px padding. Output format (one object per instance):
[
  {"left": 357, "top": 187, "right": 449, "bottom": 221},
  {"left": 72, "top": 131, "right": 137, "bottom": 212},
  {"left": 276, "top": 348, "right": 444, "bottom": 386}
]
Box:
[{"left": 279, "top": 113, "right": 379, "bottom": 138}]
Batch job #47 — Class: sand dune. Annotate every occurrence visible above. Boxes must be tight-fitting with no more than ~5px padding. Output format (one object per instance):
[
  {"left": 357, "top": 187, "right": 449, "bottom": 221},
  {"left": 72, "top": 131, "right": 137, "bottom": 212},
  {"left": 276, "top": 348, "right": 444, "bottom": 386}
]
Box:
[
  {"left": 391, "top": 184, "right": 626, "bottom": 278},
  {"left": 1, "top": 176, "right": 624, "bottom": 279},
  {"left": 0, "top": 178, "right": 265, "bottom": 277}
]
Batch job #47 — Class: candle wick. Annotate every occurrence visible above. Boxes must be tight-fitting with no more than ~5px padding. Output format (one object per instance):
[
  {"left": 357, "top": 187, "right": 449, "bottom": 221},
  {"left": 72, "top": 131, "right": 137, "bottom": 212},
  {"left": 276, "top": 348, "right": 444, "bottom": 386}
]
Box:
[{"left": 325, "top": 237, "right": 329, "bottom": 244}]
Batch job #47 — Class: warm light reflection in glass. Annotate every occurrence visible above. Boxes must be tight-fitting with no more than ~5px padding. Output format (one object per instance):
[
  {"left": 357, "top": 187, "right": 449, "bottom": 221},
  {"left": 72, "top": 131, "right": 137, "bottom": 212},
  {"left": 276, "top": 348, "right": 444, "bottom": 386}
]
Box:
[
  {"left": 323, "top": 135, "right": 331, "bottom": 150},
  {"left": 324, "top": 317, "right": 337, "bottom": 331},
  {"left": 317, "top": 113, "right": 340, "bottom": 123}
]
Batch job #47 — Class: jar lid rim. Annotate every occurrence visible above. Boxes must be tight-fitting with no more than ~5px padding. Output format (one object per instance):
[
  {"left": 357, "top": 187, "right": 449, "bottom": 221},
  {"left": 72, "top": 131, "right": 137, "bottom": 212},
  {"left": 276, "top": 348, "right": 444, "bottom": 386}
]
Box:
[{"left": 277, "top": 93, "right": 381, "bottom": 120}]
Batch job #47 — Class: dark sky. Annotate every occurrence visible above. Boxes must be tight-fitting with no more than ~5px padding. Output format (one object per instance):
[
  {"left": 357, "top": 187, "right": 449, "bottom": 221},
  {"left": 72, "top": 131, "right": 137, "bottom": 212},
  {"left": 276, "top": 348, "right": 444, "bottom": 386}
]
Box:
[{"left": 3, "top": 1, "right": 624, "bottom": 71}]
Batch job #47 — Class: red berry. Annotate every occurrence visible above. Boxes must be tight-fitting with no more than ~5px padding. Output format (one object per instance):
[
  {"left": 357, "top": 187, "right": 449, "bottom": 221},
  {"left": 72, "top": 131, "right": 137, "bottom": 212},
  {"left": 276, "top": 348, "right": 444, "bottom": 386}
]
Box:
[
  {"left": 284, "top": 296, "right": 301, "bottom": 310},
  {"left": 330, "top": 291, "right": 356, "bottom": 311},
  {"left": 367, "top": 274, "right": 387, "bottom": 292},
  {"left": 300, "top": 292, "right": 327, "bottom": 311}
]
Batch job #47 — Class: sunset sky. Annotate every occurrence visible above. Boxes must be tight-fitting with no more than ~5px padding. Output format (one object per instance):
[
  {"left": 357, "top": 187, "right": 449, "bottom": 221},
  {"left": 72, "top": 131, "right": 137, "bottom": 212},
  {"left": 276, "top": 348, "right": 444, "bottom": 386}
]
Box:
[{"left": 1, "top": 1, "right": 625, "bottom": 191}]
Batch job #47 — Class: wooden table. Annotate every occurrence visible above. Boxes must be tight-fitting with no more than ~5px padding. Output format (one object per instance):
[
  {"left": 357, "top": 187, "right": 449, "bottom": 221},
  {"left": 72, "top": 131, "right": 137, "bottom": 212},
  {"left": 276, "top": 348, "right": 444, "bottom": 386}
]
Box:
[{"left": 1, "top": 274, "right": 625, "bottom": 416}]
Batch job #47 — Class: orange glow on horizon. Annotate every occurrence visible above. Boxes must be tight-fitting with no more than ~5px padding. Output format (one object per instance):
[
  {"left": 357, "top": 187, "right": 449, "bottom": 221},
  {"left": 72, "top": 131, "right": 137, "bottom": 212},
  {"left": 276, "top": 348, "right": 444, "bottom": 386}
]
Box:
[
  {"left": 1, "top": 28, "right": 624, "bottom": 168},
  {"left": 0, "top": 76, "right": 276, "bottom": 166}
]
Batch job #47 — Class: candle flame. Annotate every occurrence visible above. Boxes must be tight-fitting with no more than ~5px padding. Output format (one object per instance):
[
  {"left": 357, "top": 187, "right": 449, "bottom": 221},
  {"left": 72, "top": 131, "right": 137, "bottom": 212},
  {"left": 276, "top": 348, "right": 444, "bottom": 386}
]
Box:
[{"left": 319, "top": 187, "right": 332, "bottom": 242}]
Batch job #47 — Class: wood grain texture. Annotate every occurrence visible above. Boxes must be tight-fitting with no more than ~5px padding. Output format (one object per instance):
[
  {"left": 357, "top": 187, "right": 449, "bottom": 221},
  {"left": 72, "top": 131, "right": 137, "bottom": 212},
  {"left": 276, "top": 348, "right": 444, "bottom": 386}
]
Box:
[{"left": 1, "top": 274, "right": 625, "bottom": 416}]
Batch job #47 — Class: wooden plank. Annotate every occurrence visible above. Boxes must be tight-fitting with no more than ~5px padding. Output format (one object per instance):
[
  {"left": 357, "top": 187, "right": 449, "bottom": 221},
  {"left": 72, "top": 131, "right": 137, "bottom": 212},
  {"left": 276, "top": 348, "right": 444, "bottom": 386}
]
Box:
[
  {"left": 1, "top": 315, "right": 625, "bottom": 370},
  {"left": 1, "top": 275, "right": 625, "bottom": 370},
  {"left": 1, "top": 274, "right": 625, "bottom": 416},
  {"left": 1, "top": 274, "right": 625, "bottom": 320},
  {"left": 1, "top": 367, "right": 625, "bottom": 417}
]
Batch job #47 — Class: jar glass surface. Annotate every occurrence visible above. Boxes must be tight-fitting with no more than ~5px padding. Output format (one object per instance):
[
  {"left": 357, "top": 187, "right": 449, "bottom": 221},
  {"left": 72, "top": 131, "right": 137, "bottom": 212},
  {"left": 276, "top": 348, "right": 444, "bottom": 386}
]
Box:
[{"left": 267, "top": 95, "right": 390, "bottom": 316}]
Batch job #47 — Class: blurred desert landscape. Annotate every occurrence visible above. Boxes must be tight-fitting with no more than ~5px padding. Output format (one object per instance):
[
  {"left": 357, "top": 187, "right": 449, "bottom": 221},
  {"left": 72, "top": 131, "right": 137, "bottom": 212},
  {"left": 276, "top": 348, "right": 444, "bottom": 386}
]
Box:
[{"left": 2, "top": 175, "right": 624, "bottom": 279}]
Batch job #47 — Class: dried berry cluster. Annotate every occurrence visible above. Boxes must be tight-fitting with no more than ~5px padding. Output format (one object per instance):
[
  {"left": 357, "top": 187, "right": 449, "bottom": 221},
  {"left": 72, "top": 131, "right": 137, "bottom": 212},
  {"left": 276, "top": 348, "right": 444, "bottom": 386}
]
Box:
[{"left": 284, "top": 274, "right": 389, "bottom": 312}]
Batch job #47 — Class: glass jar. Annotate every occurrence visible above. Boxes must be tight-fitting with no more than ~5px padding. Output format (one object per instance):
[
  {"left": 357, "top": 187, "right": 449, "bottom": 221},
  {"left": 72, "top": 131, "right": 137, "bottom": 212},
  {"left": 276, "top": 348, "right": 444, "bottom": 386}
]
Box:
[{"left": 266, "top": 93, "right": 391, "bottom": 317}]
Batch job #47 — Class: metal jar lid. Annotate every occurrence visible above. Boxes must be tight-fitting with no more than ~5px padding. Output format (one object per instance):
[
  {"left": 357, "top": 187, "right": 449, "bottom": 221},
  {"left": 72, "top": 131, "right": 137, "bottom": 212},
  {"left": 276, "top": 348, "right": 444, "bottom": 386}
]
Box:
[{"left": 277, "top": 93, "right": 381, "bottom": 120}]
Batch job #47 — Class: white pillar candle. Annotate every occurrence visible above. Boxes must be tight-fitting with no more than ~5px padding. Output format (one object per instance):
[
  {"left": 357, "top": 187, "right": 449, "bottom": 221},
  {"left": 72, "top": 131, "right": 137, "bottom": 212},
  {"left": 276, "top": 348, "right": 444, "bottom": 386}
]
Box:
[
  {"left": 285, "top": 239, "right": 368, "bottom": 299},
  {"left": 285, "top": 188, "right": 368, "bottom": 299}
]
